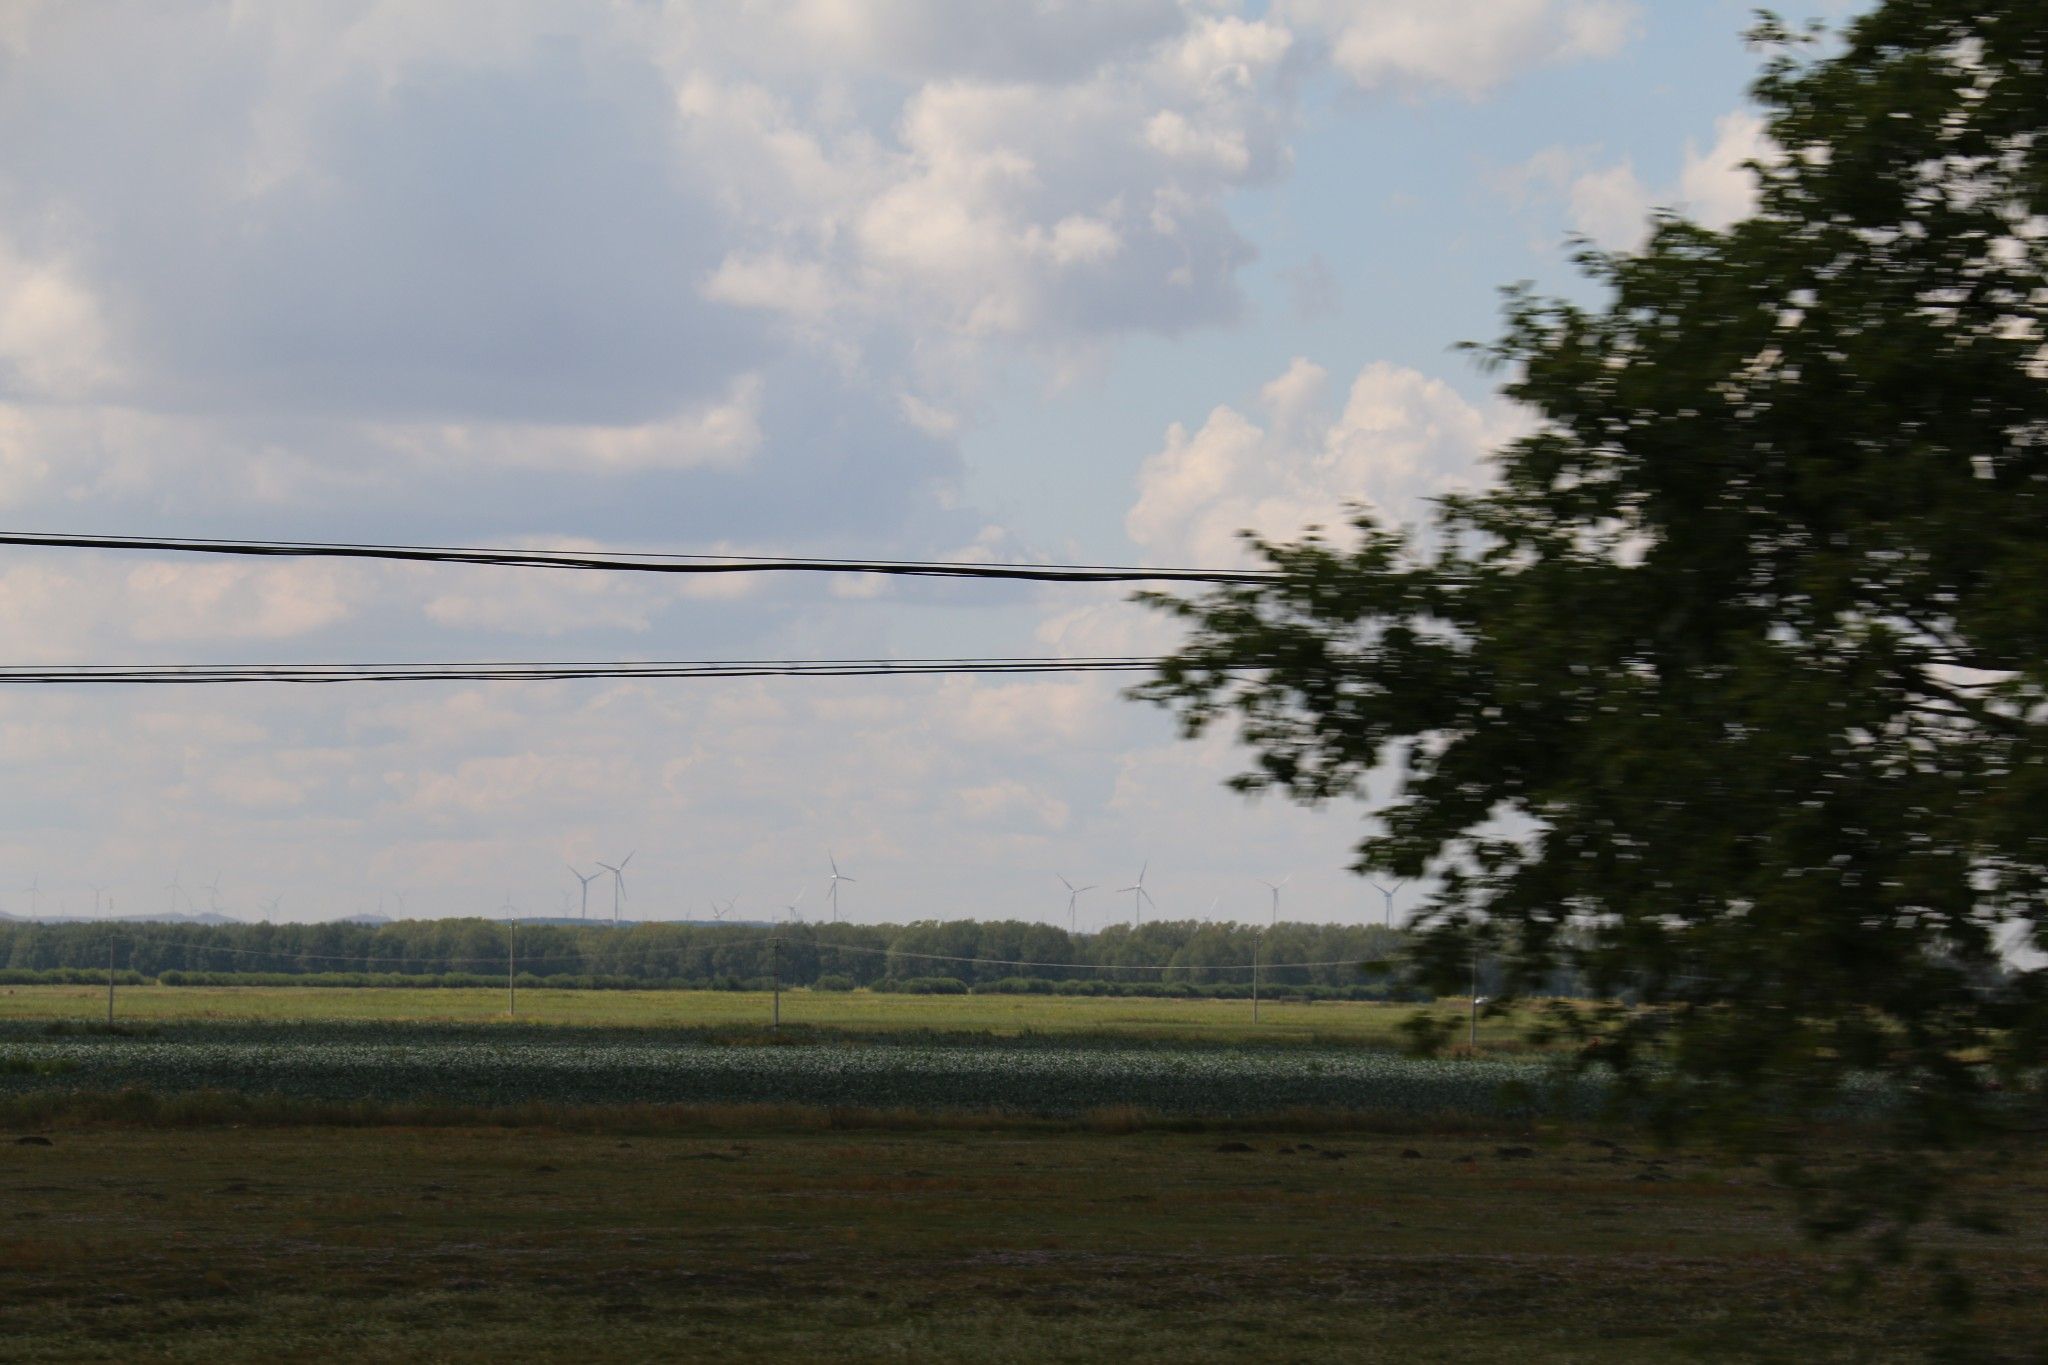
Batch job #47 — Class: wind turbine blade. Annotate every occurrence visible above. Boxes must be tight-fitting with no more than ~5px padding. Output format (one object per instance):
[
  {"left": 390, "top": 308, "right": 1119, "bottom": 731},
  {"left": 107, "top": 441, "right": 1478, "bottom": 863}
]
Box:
[
  {"left": 1078, "top": 885, "right": 1096, "bottom": 893},
  {"left": 621, "top": 851, "right": 635, "bottom": 869}
]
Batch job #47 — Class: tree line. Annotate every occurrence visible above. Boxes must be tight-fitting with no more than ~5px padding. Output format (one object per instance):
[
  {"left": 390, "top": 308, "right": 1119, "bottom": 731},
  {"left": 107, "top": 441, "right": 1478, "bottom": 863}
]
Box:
[{"left": 0, "top": 917, "right": 1485, "bottom": 994}]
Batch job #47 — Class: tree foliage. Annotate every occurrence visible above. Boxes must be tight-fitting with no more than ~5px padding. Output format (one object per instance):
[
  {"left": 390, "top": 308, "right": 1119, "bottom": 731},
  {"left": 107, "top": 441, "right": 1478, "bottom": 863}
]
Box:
[{"left": 1139, "top": 0, "right": 2046, "bottom": 1294}]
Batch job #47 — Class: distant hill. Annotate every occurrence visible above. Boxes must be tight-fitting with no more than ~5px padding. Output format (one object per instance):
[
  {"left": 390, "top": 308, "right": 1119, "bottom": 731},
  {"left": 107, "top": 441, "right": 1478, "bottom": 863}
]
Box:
[{"left": 0, "top": 910, "right": 243, "bottom": 926}]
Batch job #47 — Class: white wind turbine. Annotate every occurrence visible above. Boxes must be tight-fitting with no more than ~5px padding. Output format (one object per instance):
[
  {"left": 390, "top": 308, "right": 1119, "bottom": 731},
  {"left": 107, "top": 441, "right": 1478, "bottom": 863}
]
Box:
[
  {"left": 596, "top": 852, "right": 634, "bottom": 927},
  {"left": 567, "top": 864, "right": 601, "bottom": 920},
  {"left": 1117, "top": 862, "right": 1155, "bottom": 928},
  {"left": 1259, "top": 875, "right": 1291, "bottom": 928},
  {"left": 1058, "top": 875, "right": 1096, "bottom": 934},
  {"left": 24, "top": 874, "right": 39, "bottom": 919},
  {"left": 260, "top": 893, "right": 283, "bottom": 917},
  {"left": 782, "top": 887, "right": 806, "bottom": 923},
  {"left": 89, "top": 883, "right": 105, "bottom": 917},
  {"left": 164, "top": 869, "right": 188, "bottom": 916},
  {"left": 824, "top": 851, "right": 854, "bottom": 923},
  {"left": 204, "top": 871, "right": 225, "bottom": 916},
  {"left": 1365, "top": 877, "right": 1406, "bottom": 927}
]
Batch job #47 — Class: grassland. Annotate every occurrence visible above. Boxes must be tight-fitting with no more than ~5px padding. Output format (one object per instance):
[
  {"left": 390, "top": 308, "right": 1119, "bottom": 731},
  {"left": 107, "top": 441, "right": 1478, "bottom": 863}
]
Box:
[{"left": 0, "top": 982, "right": 1538, "bottom": 1046}]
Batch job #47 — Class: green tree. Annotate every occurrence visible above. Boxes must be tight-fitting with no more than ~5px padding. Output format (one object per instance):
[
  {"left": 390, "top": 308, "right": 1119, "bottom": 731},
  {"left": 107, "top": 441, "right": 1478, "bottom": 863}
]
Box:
[{"left": 1139, "top": 0, "right": 2045, "bottom": 1310}]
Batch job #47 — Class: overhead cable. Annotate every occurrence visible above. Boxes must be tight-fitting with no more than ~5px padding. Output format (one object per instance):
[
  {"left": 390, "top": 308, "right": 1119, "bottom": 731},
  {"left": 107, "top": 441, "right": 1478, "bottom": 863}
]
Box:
[
  {"left": 0, "top": 531, "right": 1277, "bottom": 584},
  {"left": 0, "top": 656, "right": 1173, "bottom": 686}
]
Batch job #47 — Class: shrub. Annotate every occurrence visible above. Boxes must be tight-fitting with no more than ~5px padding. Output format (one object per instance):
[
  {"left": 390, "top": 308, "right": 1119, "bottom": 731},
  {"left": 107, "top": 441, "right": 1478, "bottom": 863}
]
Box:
[
  {"left": 879, "top": 976, "right": 968, "bottom": 995},
  {"left": 812, "top": 975, "right": 856, "bottom": 992}
]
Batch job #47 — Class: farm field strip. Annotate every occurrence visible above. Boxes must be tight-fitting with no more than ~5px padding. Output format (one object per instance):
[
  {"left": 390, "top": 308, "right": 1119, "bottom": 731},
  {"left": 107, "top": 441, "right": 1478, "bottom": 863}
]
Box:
[
  {"left": 0, "top": 1021, "right": 1595, "bottom": 1117},
  {"left": 0, "top": 983, "right": 1538, "bottom": 1046}
]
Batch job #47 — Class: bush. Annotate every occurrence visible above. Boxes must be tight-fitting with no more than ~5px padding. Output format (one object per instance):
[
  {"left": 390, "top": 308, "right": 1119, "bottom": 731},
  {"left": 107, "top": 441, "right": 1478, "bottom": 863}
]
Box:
[
  {"left": 812, "top": 975, "right": 856, "bottom": 992},
  {"left": 879, "top": 976, "right": 968, "bottom": 995},
  {"left": 971, "top": 977, "right": 1056, "bottom": 995}
]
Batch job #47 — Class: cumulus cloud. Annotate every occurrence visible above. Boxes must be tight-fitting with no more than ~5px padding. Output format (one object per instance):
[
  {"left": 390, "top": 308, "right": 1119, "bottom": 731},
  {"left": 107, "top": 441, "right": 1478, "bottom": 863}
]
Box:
[
  {"left": 1508, "top": 109, "right": 1771, "bottom": 250},
  {"left": 1126, "top": 356, "right": 1524, "bottom": 565},
  {"left": 1279, "top": 0, "right": 1638, "bottom": 98}
]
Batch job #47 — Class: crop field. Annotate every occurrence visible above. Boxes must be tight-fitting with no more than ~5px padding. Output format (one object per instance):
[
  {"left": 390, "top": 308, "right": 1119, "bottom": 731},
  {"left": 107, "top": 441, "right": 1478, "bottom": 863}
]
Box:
[
  {"left": 0, "top": 983, "right": 1538, "bottom": 1047},
  {"left": 0, "top": 1020, "right": 1611, "bottom": 1120},
  {"left": 0, "top": 995, "right": 2005, "bottom": 1361}
]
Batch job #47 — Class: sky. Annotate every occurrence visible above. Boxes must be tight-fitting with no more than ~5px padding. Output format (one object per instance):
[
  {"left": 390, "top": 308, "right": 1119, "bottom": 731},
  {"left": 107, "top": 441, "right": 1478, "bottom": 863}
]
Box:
[{"left": 0, "top": 0, "right": 1853, "bottom": 928}]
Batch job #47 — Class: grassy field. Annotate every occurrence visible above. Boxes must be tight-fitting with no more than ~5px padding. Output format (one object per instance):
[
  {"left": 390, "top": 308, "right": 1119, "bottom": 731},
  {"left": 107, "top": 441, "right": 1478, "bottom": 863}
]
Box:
[
  {"left": 0, "top": 983, "right": 1533, "bottom": 1047},
  {"left": 4, "top": 1117, "right": 2043, "bottom": 1363}
]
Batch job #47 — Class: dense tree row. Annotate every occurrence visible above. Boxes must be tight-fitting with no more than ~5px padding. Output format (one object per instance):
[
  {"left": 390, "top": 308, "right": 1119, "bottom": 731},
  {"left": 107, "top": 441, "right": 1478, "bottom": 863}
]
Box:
[{"left": 0, "top": 918, "right": 1467, "bottom": 992}]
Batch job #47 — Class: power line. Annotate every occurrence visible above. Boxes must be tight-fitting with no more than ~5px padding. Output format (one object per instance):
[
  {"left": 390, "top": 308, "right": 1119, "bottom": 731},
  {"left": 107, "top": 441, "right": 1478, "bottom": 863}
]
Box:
[
  {"left": 0, "top": 656, "right": 1175, "bottom": 686},
  {"left": 0, "top": 531, "right": 1277, "bottom": 584}
]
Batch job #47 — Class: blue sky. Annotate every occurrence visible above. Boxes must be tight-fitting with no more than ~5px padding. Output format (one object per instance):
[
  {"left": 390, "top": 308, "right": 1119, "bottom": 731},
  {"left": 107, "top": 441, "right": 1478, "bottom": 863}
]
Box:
[{"left": 0, "top": 1, "right": 1851, "bottom": 926}]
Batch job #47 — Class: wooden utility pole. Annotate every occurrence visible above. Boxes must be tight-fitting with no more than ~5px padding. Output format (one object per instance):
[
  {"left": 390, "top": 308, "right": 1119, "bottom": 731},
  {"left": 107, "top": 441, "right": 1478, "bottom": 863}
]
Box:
[
  {"left": 1251, "top": 937, "right": 1260, "bottom": 1024},
  {"left": 106, "top": 937, "right": 115, "bottom": 1025},
  {"left": 1469, "top": 954, "right": 1478, "bottom": 1051},
  {"left": 508, "top": 921, "right": 517, "bottom": 1017},
  {"left": 770, "top": 933, "right": 781, "bottom": 1029}
]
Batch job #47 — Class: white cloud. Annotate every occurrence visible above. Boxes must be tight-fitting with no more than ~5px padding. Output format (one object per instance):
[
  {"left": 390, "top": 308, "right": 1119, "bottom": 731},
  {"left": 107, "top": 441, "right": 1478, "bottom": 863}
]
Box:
[
  {"left": 1279, "top": 0, "right": 1638, "bottom": 98},
  {"left": 1509, "top": 109, "right": 1772, "bottom": 250},
  {"left": 1678, "top": 110, "right": 1768, "bottom": 229},
  {"left": 1126, "top": 356, "right": 1523, "bottom": 565},
  {"left": 0, "top": 236, "right": 119, "bottom": 399},
  {"left": 373, "top": 375, "right": 766, "bottom": 473}
]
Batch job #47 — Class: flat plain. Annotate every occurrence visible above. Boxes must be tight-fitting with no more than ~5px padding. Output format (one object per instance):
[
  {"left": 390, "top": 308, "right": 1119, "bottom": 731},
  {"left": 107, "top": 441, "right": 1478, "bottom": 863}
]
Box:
[{"left": 3, "top": 986, "right": 2041, "bottom": 1362}]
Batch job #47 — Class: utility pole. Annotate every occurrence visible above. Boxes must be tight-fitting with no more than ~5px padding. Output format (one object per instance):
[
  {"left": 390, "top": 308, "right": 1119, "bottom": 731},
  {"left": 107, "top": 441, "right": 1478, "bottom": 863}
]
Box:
[
  {"left": 1469, "top": 952, "right": 1479, "bottom": 1051},
  {"left": 770, "top": 932, "right": 781, "bottom": 1029},
  {"left": 507, "top": 921, "right": 517, "bottom": 1017},
  {"left": 1251, "top": 933, "right": 1260, "bottom": 1025},
  {"left": 106, "top": 936, "right": 115, "bottom": 1026}
]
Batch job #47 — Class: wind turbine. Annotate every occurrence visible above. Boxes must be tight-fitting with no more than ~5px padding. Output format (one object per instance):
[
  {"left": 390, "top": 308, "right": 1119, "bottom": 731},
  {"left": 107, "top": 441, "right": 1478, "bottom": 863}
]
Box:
[
  {"left": 596, "top": 852, "right": 633, "bottom": 927},
  {"left": 1259, "top": 875, "right": 1290, "bottom": 928},
  {"left": 1057, "top": 875, "right": 1096, "bottom": 934},
  {"left": 204, "top": 871, "right": 224, "bottom": 916},
  {"left": 1117, "top": 862, "right": 1155, "bottom": 928},
  {"left": 88, "top": 883, "right": 105, "bottom": 916},
  {"left": 164, "top": 870, "right": 187, "bottom": 916},
  {"left": 567, "top": 864, "right": 601, "bottom": 920},
  {"left": 25, "top": 874, "right": 39, "bottom": 919},
  {"left": 710, "top": 897, "right": 738, "bottom": 923},
  {"left": 260, "top": 893, "right": 283, "bottom": 917},
  {"left": 824, "top": 851, "right": 854, "bottom": 923},
  {"left": 782, "top": 887, "right": 805, "bottom": 923},
  {"left": 1365, "top": 877, "right": 1406, "bottom": 927}
]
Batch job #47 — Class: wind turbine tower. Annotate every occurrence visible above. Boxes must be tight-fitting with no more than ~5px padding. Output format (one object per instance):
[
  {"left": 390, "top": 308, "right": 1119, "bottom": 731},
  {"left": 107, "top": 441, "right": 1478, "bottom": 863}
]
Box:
[
  {"left": 825, "top": 851, "right": 854, "bottom": 923},
  {"left": 596, "top": 852, "right": 634, "bottom": 927},
  {"left": 567, "top": 864, "right": 600, "bottom": 920},
  {"left": 1116, "top": 862, "right": 1155, "bottom": 928},
  {"left": 1365, "top": 878, "right": 1406, "bottom": 927},
  {"left": 1058, "top": 875, "right": 1096, "bottom": 934},
  {"left": 1260, "top": 875, "right": 1290, "bottom": 928}
]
